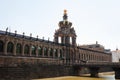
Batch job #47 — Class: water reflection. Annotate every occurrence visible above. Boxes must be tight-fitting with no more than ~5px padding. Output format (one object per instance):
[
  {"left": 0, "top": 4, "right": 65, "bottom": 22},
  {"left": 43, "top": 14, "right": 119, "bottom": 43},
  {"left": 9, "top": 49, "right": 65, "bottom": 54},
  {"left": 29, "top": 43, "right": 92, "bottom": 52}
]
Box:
[{"left": 100, "top": 75, "right": 115, "bottom": 80}]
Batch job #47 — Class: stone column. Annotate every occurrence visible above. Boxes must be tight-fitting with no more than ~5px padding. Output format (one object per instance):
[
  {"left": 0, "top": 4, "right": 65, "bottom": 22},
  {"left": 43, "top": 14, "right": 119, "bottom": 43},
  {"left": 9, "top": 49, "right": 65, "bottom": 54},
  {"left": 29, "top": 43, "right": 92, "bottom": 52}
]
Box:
[
  {"left": 53, "top": 49, "right": 55, "bottom": 58},
  {"left": 63, "top": 47, "right": 67, "bottom": 64},
  {"left": 66, "top": 48, "right": 70, "bottom": 65},
  {"left": 36, "top": 46, "right": 38, "bottom": 57},
  {"left": 72, "top": 37, "right": 76, "bottom": 46},
  {"left": 58, "top": 49, "right": 60, "bottom": 58},
  {"left": 48, "top": 48, "right": 50, "bottom": 57},
  {"left": 46, "top": 47, "right": 49, "bottom": 57},
  {"left": 13, "top": 42, "right": 17, "bottom": 55},
  {"left": 22, "top": 44, "right": 25, "bottom": 56},
  {"left": 113, "top": 67, "right": 120, "bottom": 79},
  {"left": 42, "top": 47, "right": 44, "bottom": 57},
  {"left": 29, "top": 44, "right": 32, "bottom": 56},
  {"left": 4, "top": 41, "right": 8, "bottom": 55}
]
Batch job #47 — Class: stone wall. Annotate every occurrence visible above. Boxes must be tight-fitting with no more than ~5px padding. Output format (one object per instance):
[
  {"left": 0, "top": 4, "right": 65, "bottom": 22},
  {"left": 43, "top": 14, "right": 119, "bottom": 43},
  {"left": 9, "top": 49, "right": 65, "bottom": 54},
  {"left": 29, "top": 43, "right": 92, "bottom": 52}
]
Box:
[
  {"left": 0, "top": 64, "right": 73, "bottom": 80},
  {"left": 0, "top": 56, "right": 73, "bottom": 80},
  {"left": 0, "top": 56, "right": 114, "bottom": 80}
]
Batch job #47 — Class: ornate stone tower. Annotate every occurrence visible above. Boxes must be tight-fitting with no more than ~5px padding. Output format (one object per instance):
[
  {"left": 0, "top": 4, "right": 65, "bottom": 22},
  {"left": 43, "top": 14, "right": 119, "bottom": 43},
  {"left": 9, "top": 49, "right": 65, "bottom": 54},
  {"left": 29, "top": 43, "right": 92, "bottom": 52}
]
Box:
[{"left": 54, "top": 10, "right": 77, "bottom": 46}]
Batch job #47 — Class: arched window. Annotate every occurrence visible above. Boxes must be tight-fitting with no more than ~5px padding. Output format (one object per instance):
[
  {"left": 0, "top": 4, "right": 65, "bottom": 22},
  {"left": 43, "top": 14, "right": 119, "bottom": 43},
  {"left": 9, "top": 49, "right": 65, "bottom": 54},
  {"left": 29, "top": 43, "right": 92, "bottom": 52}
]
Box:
[
  {"left": 0, "top": 40, "right": 4, "bottom": 52},
  {"left": 24, "top": 45, "right": 29, "bottom": 55},
  {"left": 7, "top": 42, "right": 14, "bottom": 54},
  {"left": 54, "top": 49, "right": 58, "bottom": 57},
  {"left": 44, "top": 47, "right": 48, "bottom": 56},
  {"left": 31, "top": 45, "right": 36, "bottom": 56},
  {"left": 38, "top": 47, "right": 42, "bottom": 56},
  {"left": 50, "top": 48, "right": 53, "bottom": 57},
  {"left": 16, "top": 43, "right": 22, "bottom": 55}
]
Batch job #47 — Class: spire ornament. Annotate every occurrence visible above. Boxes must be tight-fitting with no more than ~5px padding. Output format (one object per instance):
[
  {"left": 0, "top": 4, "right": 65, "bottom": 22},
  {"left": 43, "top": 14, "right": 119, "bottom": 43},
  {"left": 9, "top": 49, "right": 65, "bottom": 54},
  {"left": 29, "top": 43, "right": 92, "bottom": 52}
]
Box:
[
  {"left": 63, "top": 9, "right": 68, "bottom": 20},
  {"left": 64, "top": 9, "right": 67, "bottom": 15}
]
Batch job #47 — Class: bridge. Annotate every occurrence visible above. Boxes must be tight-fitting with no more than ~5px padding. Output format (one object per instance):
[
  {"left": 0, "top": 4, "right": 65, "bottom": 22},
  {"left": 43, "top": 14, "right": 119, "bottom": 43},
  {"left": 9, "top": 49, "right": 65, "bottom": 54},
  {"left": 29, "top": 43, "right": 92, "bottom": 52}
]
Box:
[
  {"left": 72, "top": 61, "right": 120, "bottom": 79},
  {"left": 56, "top": 59, "right": 120, "bottom": 79}
]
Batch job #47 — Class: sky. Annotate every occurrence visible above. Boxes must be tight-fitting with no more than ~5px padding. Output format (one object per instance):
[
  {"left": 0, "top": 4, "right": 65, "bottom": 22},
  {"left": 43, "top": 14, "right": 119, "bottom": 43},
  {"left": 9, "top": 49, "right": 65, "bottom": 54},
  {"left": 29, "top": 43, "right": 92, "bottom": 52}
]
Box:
[{"left": 0, "top": 0, "right": 120, "bottom": 50}]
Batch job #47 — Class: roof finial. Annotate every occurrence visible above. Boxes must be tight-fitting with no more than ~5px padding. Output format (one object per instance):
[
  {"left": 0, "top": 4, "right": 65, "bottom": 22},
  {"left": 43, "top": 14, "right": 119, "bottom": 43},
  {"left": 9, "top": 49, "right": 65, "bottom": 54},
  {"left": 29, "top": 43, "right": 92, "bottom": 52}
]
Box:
[
  {"left": 64, "top": 9, "right": 67, "bottom": 14},
  {"left": 63, "top": 9, "right": 68, "bottom": 20}
]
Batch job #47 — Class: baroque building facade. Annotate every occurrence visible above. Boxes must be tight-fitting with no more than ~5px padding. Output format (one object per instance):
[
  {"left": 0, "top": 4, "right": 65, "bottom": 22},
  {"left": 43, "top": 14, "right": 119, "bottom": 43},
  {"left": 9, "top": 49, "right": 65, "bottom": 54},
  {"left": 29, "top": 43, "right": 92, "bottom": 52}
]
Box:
[{"left": 0, "top": 10, "right": 111, "bottom": 65}]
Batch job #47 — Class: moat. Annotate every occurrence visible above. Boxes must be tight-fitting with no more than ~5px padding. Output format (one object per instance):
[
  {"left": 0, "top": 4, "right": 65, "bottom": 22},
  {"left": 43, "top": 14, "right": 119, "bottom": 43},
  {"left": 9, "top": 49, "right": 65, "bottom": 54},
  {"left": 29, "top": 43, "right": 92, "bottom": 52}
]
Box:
[{"left": 33, "top": 72, "right": 115, "bottom": 80}]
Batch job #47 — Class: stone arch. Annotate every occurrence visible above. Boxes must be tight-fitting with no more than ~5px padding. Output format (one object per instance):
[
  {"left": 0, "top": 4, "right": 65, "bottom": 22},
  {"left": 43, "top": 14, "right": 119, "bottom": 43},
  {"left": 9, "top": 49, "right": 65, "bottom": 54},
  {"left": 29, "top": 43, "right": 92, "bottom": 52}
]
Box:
[
  {"left": 24, "top": 44, "right": 29, "bottom": 55},
  {"left": 7, "top": 42, "right": 14, "bottom": 55},
  {"left": 0, "top": 40, "right": 4, "bottom": 52},
  {"left": 38, "top": 46, "right": 42, "bottom": 56},
  {"left": 31, "top": 45, "right": 36, "bottom": 56},
  {"left": 16, "top": 43, "right": 22, "bottom": 55}
]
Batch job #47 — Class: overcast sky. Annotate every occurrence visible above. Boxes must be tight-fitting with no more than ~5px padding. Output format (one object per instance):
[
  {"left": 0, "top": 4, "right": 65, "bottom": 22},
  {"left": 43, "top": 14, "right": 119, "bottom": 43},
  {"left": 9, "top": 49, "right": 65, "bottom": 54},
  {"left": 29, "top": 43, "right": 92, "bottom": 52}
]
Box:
[{"left": 0, "top": 0, "right": 120, "bottom": 50}]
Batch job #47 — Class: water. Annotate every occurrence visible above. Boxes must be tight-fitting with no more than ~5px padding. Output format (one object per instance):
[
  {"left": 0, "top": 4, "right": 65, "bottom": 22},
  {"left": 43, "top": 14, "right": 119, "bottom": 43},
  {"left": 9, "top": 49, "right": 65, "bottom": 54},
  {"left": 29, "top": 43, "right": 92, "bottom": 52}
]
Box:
[
  {"left": 33, "top": 75, "right": 116, "bottom": 80},
  {"left": 32, "top": 72, "right": 117, "bottom": 80},
  {"left": 100, "top": 75, "right": 115, "bottom": 80}
]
